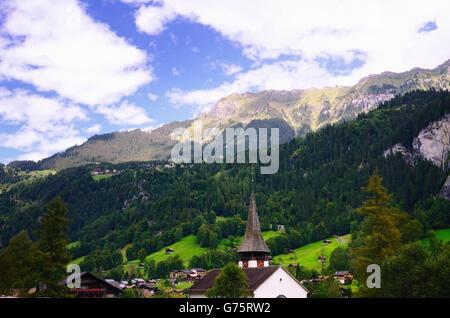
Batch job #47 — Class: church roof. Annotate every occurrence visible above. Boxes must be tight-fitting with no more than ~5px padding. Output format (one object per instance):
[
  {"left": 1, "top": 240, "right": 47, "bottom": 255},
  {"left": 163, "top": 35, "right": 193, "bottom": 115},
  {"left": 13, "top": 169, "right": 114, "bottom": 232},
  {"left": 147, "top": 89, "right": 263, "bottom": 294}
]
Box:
[
  {"left": 188, "top": 266, "right": 279, "bottom": 293},
  {"left": 188, "top": 266, "right": 309, "bottom": 294},
  {"left": 238, "top": 190, "right": 270, "bottom": 253}
]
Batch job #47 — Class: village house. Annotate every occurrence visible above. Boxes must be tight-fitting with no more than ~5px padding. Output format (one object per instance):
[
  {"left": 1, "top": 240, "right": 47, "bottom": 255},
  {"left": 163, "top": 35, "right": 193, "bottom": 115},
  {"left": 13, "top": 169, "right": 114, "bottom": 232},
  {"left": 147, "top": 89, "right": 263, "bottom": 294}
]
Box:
[
  {"left": 58, "top": 272, "right": 124, "bottom": 298},
  {"left": 188, "top": 190, "right": 309, "bottom": 298},
  {"left": 334, "top": 271, "right": 353, "bottom": 284},
  {"left": 170, "top": 268, "right": 207, "bottom": 282}
]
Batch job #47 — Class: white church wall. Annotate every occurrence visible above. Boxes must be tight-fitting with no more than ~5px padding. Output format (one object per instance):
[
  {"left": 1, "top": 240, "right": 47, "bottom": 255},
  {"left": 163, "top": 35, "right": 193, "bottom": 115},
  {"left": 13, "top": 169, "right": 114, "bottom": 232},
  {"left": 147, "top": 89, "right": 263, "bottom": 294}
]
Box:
[{"left": 252, "top": 267, "right": 308, "bottom": 298}]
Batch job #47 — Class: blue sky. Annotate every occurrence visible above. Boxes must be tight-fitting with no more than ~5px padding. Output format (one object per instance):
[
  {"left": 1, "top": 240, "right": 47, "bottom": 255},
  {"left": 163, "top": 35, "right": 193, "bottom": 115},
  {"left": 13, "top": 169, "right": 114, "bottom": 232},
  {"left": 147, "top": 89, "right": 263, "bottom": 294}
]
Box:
[{"left": 0, "top": 0, "right": 448, "bottom": 163}]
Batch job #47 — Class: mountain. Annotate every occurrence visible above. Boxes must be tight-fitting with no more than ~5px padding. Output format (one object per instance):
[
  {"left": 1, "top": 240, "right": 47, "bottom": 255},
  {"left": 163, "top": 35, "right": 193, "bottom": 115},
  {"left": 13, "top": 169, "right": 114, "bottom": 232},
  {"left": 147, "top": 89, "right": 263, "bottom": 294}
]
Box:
[{"left": 38, "top": 59, "right": 450, "bottom": 170}]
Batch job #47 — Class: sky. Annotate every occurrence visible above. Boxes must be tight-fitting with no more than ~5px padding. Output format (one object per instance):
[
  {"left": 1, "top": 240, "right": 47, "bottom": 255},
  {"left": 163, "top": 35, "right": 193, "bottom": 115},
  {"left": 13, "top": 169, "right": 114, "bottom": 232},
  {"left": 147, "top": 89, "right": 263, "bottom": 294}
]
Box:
[{"left": 0, "top": 0, "right": 449, "bottom": 164}]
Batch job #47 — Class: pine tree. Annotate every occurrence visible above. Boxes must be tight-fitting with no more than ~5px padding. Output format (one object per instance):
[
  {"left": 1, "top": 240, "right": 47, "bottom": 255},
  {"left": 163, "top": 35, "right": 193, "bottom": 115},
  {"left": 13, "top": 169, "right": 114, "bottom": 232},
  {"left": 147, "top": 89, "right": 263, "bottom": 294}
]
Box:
[
  {"left": 351, "top": 170, "right": 402, "bottom": 276},
  {"left": 35, "top": 196, "right": 71, "bottom": 297}
]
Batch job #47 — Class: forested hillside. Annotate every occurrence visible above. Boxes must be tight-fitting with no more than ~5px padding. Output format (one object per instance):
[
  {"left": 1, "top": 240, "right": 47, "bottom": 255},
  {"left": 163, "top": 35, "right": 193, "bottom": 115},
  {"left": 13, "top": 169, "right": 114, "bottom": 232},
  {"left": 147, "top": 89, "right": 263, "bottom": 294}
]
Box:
[{"left": 0, "top": 90, "right": 449, "bottom": 272}]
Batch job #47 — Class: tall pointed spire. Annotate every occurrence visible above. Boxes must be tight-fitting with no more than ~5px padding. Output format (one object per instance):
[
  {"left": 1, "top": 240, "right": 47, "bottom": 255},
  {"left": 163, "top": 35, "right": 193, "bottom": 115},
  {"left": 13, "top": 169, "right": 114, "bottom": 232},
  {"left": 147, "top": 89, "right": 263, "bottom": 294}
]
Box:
[
  {"left": 238, "top": 190, "right": 270, "bottom": 253},
  {"left": 238, "top": 185, "right": 270, "bottom": 267}
]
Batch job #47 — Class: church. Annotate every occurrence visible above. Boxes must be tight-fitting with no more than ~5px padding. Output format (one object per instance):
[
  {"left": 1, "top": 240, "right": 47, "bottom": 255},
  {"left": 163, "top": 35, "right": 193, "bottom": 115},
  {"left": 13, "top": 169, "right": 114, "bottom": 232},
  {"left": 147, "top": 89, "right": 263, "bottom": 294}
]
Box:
[{"left": 188, "top": 190, "right": 309, "bottom": 298}]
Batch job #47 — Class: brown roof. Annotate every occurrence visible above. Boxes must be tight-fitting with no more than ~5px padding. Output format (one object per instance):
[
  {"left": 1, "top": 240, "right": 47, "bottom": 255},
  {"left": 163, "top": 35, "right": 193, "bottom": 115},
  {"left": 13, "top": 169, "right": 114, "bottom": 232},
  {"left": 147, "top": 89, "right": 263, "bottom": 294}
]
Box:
[
  {"left": 188, "top": 266, "right": 279, "bottom": 293},
  {"left": 58, "top": 272, "right": 124, "bottom": 294},
  {"left": 237, "top": 190, "right": 270, "bottom": 253}
]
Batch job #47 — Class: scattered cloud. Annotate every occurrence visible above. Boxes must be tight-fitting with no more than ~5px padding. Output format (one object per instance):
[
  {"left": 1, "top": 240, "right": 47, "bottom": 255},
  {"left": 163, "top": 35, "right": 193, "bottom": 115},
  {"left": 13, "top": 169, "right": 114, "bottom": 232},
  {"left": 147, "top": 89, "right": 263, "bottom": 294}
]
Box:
[
  {"left": 0, "top": 0, "right": 153, "bottom": 106},
  {"left": 140, "top": 122, "right": 165, "bottom": 132},
  {"left": 148, "top": 93, "right": 158, "bottom": 101},
  {"left": 210, "top": 61, "right": 242, "bottom": 76},
  {"left": 135, "top": 2, "right": 176, "bottom": 35},
  {"left": 0, "top": 88, "right": 87, "bottom": 160},
  {"left": 172, "top": 67, "right": 182, "bottom": 76},
  {"left": 85, "top": 124, "right": 102, "bottom": 134},
  {"left": 141, "top": 0, "right": 450, "bottom": 110},
  {"left": 96, "top": 101, "right": 154, "bottom": 126}
]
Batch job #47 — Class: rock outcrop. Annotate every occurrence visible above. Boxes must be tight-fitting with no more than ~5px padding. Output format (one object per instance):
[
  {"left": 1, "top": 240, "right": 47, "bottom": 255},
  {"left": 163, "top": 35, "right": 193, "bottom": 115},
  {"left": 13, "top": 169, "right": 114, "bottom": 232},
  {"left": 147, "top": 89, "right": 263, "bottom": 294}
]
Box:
[
  {"left": 438, "top": 175, "right": 450, "bottom": 201},
  {"left": 384, "top": 114, "right": 450, "bottom": 169},
  {"left": 412, "top": 114, "right": 450, "bottom": 168}
]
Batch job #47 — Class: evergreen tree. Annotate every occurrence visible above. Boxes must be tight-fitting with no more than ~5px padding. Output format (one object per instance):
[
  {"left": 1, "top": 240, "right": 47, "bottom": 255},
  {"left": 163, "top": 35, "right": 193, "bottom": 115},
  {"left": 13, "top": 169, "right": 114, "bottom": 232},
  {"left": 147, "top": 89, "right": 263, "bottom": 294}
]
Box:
[
  {"left": 351, "top": 170, "right": 402, "bottom": 280},
  {"left": 35, "top": 196, "right": 71, "bottom": 296},
  {"left": 0, "top": 230, "right": 40, "bottom": 295}
]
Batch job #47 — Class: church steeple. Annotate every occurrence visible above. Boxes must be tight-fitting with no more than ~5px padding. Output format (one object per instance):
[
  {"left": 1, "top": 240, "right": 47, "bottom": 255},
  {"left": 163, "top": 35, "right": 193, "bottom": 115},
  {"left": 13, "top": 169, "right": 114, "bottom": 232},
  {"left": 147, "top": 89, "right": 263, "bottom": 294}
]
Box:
[{"left": 238, "top": 188, "right": 270, "bottom": 268}]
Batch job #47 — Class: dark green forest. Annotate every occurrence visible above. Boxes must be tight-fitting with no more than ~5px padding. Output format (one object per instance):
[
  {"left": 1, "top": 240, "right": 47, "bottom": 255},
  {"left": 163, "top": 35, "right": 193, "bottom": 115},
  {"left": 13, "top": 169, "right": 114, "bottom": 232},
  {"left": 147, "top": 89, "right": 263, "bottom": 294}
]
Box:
[{"left": 0, "top": 89, "right": 449, "bottom": 274}]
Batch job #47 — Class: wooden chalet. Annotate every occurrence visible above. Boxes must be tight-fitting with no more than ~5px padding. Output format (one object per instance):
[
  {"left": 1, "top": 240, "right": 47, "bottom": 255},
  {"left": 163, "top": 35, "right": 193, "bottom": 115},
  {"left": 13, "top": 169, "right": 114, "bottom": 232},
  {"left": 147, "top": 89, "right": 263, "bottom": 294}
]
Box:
[{"left": 59, "top": 272, "right": 124, "bottom": 298}]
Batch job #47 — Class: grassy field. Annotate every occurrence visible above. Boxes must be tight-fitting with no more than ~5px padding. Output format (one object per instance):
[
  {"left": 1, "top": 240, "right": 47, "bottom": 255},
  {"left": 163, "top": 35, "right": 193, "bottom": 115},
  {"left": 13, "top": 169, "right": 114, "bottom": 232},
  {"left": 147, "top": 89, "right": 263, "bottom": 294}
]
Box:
[
  {"left": 69, "top": 255, "right": 86, "bottom": 265},
  {"left": 272, "top": 234, "right": 351, "bottom": 271},
  {"left": 0, "top": 169, "right": 56, "bottom": 193},
  {"left": 66, "top": 241, "right": 80, "bottom": 249},
  {"left": 434, "top": 228, "right": 450, "bottom": 243},
  {"left": 92, "top": 174, "right": 112, "bottom": 181},
  {"left": 174, "top": 282, "right": 194, "bottom": 290},
  {"left": 144, "top": 235, "right": 209, "bottom": 265},
  {"left": 421, "top": 228, "right": 450, "bottom": 246},
  {"left": 119, "top": 230, "right": 283, "bottom": 274},
  {"left": 121, "top": 243, "right": 133, "bottom": 262}
]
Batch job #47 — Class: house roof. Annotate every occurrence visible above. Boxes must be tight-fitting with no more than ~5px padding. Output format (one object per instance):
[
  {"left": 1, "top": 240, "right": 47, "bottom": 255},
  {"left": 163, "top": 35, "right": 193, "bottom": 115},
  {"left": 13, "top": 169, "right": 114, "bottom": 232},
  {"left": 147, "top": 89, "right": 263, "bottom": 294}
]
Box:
[
  {"left": 58, "top": 272, "right": 124, "bottom": 294},
  {"left": 237, "top": 190, "right": 270, "bottom": 253},
  {"left": 334, "top": 271, "right": 351, "bottom": 276},
  {"left": 188, "top": 266, "right": 281, "bottom": 293}
]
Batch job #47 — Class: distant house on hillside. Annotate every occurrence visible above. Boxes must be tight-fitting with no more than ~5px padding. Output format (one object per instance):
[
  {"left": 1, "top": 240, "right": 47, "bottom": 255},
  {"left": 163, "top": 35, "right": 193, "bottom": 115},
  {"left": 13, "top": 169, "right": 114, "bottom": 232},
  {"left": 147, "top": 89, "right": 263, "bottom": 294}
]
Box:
[
  {"left": 334, "top": 271, "right": 353, "bottom": 284},
  {"left": 165, "top": 248, "right": 174, "bottom": 254}
]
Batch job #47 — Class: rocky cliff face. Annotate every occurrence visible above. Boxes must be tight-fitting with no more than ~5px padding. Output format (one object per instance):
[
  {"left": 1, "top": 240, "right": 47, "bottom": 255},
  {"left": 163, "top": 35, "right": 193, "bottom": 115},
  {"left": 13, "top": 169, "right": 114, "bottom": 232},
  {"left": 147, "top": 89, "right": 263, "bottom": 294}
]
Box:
[
  {"left": 412, "top": 114, "right": 450, "bottom": 168},
  {"left": 438, "top": 175, "right": 450, "bottom": 201},
  {"left": 384, "top": 114, "right": 450, "bottom": 169}
]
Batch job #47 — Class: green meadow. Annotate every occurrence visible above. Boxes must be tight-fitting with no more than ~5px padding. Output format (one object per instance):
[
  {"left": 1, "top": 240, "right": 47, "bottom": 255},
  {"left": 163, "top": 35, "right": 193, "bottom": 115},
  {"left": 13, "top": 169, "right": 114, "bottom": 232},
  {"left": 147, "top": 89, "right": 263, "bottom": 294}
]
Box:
[{"left": 272, "top": 234, "right": 351, "bottom": 271}]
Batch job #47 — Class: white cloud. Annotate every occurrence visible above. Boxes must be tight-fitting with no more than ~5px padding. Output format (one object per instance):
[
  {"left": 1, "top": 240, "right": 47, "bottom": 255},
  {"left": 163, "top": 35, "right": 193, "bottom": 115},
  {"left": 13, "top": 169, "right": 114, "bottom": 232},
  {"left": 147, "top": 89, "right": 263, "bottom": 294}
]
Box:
[
  {"left": 85, "top": 124, "right": 102, "bottom": 134},
  {"left": 0, "top": 0, "right": 153, "bottom": 106},
  {"left": 148, "top": 93, "right": 158, "bottom": 101},
  {"left": 135, "top": 0, "right": 449, "bottom": 110},
  {"left": 0, "top": 88, "right": 87, "bottom": 160},
  {"left": 172, "top": 67, "right": 182, "bottom": 76},
  {"left": 210, "top": 61, "right": 242, "bottom": 76},
  {"left": 140, "top": 122, "right": 165, "bottom": 132},
  {"left": 96, "top": 101, "right": 154, "bottom": 126},
  {"left": 121, "top": 0, "right": 152, "bottom": 4},
  {"left": 135, "top": 2, "right": 176, "bottom": 35}
]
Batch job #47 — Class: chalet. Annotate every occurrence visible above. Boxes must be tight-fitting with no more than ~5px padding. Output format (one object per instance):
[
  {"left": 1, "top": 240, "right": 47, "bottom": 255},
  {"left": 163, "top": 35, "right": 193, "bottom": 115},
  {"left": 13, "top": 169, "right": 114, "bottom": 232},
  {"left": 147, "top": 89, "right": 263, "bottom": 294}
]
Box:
[
  {"left": 137, "top": 282, "right": 157, "bottom": 297},
  {"left": 318, "top": 256, "right": 326, "bottom": 262},
  {"left": 191, "top": 268, "right": 207, "bottom": 278},
  {"left": 323, "top": 240, "right": 332, "bottom": 245},
  {"left": 188, "top": 189, "right": 308, "bottom": 298},
  {"left": 165, "top": 248, "right": 174, "bottom": 254},
  {"left": 334, "top": 271, "right": 353, "bottom": 284},
  {"left": 131, "top": 278, "right": 145, "bottom": 284},
  {"left": 58, "top": 272, "right": 124, "bottom": 298}
]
